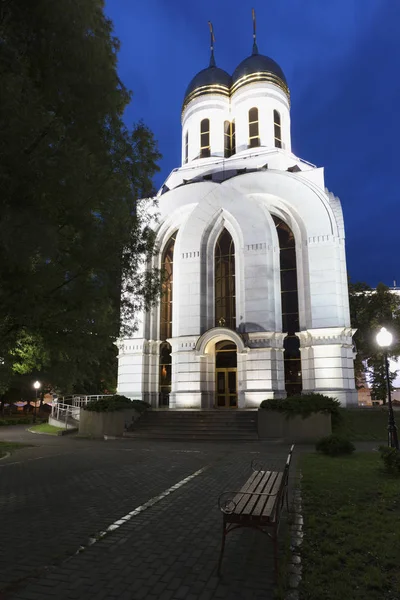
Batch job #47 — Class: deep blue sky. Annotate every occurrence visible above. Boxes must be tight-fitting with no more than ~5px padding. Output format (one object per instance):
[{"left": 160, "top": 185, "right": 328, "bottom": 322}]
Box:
[{"left": 105, "top": 0, "right": 399, "bottom": 287}]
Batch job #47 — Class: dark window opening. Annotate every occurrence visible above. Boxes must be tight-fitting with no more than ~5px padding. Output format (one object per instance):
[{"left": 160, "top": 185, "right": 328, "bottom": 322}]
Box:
[
  {"left": 160, "top": 233, "right": 176, "bottom": 341},
  {"left": 248, "top": 107, "right": 260, "bottom": 148},
  {"left": 200, "top": 118, "right": 210, "bottom": 158},
  {"left": 184, "top": 131, "right": 188, "bottom": 163},
  {"left": 273, "top": 215, "right": 302, "bottom": 396},
  {"left": 274, "top": 110, "right": 282, "bottom": 149},
  {"left": 215, "top": 229, "right": 236, "bottom": 330},
  {"left": 159, "top": 342, "right": 171, "bottom": 406}
]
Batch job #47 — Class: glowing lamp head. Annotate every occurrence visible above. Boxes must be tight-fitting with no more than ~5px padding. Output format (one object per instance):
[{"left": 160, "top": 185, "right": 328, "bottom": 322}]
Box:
[
  {"left": 376, "top": 327, "right": 393, "bottom": 348},
  {"left": 33, "top": 381, "right": 41, "bottom": 390}
]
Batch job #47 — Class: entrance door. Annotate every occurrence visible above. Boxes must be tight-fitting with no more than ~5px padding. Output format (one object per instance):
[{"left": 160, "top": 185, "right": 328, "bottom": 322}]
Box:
[
  {"left": 215, "top": 341, "right": 237, "bottom": 408},
  {"left": 216, "top": 368, "right": 237, "bottom": 408}
]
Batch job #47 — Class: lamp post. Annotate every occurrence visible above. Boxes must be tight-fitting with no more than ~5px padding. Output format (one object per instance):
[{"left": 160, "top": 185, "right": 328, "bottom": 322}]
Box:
[
  {"left": 376, "top": 327, "right": 399, "bottom": 450},
  {"left": 33, "top": 381, "right": 41, "bottom": 424}
]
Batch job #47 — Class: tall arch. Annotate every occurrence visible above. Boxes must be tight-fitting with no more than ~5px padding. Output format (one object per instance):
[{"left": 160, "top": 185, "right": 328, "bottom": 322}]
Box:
[
  {"left": 273, "top": 215, "right": 302, "bottom": 396},
  {"left": 215, "top": 228, "right": 236, "bottom": 329},
  {"left": 159, "top": 231, "right": 177, "bottom": 405}
]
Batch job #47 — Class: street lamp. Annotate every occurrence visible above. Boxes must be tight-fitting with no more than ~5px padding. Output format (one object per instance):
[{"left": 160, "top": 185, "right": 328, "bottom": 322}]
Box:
[
  {"left": 376, "top": 327, "right": 399, "bottom": 450},
  {"left": 33, "top": 381, "right": 41, "bottom": 424}
]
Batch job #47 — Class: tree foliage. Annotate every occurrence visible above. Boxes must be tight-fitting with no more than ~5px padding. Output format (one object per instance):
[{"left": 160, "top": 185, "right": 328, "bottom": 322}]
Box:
[
  {"left": 0, "top": 0, "right": 161, "bottom": 394},
  {"left": 349, "top": 282, "right": 400, "bottom": 402}
]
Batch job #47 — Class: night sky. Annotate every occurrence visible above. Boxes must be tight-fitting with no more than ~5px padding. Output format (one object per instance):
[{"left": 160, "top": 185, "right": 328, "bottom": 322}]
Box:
[{"left": 105, "top": 0, "right": 400, "bottom": 287}]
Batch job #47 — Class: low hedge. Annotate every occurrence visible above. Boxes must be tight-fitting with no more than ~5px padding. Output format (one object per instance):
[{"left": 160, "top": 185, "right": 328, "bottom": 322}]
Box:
[
  {"left": 260, "top": 393, "right": 341, "bottom": 423},
  {"left": 83, "top": 395, "right": 151, "bottom": 413},
  {"left": 0, "top": 417, "right": 33, "bottom": 426}
]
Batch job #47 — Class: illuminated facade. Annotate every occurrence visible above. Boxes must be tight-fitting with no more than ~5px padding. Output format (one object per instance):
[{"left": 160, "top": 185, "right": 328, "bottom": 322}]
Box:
[{"left": 117, "top": 26, "right": 357, "bottom": 408}]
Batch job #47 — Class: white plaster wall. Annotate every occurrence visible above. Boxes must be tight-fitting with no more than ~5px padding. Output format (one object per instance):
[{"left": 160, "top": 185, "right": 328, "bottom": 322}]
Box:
[
  {"left": 231, "top": 83, "right": 291, "bottom": 154},
  {"left": 181, "top": 96, "right": 231, "bottom": 164},
  {"left": 117, "top": 139, "right": 356, "bottom": 407}
]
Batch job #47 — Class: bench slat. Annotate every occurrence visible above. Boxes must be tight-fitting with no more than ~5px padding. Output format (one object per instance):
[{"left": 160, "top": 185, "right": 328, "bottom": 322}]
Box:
[
  {"left": 233, "top": 471, "right": 265, "bottom": 514},
  {"left": 253, "top": 472, "right": 283, "bottom": 520},
  {"left": 239, "top": 471, "right": 275, "bottom": 516}
]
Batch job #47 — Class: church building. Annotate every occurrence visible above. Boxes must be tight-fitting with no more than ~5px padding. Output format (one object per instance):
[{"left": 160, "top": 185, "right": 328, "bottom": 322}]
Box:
[{"left": 117, "top": 19, "right": 357, "bottom": 408}]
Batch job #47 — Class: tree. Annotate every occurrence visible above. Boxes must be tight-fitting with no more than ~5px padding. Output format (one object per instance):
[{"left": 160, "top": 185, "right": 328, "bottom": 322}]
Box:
[
  {"left": 349, "top": 281, "right": 400, "bottom": 403},
  {"left": 0, "top": 1, "right": 161, "bottom": 393}
]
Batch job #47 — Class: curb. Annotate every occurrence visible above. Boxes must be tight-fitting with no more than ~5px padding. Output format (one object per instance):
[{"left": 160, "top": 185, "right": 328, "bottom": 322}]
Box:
[
  {"left": 27, "top": 427, "right": 77, "bottom": 436},
  {"left": 0, "top": 452, "right": 11, "bottom": 461}
]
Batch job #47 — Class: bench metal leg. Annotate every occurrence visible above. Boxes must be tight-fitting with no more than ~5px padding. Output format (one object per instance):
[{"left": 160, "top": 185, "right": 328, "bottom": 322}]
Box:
[
  {"left": 272, "top": 526, "right": 279, "bottom": 583},
  {"left": 217, "top": 521, "right": 227, "bottom": 576}
]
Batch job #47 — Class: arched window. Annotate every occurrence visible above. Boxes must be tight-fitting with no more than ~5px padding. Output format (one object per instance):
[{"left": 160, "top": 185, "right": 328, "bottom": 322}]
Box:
[
  {"left": 274, "top": 110, "right": 282, "bottom": 148},
  {"left": 248, "top": 107, "right": 260, "bottom": 148},
  {"left": 215, "top": 229, "right": 236, "bottom": 329},
  {"left": 272, "top": 216, "right": 302, "bottom": 396},
  {"left": 184, "top": 131, "right": 188, "bottom": 163},
  {"left": 224, "top": 121, "right": 236, "bottom": 158},
  {"left": 200, "top": 118, "right": 210, "bottom": 158},
  {"left": 159, "top": 232, "right": 177, "bottom": 406},
  {"left": 160, "top": 232, "right": 176, "bottom": 341},
  {"left": 224, "top": 121, "right": 231, "bottom": 158}
]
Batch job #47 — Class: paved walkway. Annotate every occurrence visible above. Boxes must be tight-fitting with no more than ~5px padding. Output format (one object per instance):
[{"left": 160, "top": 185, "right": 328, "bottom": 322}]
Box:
[{"left": 0, "top": 427, "right": 297, "bottom": 600}]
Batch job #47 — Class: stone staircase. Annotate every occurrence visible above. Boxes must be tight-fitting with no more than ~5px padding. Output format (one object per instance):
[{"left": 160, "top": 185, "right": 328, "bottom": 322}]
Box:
[{"left": 125, "top": 409, "right": 258, "bottom": 441}]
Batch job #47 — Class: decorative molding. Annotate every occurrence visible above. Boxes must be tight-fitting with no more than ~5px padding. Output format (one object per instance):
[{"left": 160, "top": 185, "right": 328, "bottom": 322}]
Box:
[
  {"left": 246, "top": 332, "right": 286, "bottom": 349},
  {"left": 195, "top": 327, "right": 247, "bottom": 355},
  {"left": 297, "top": 327, "right": 356, "bottom": 347},
  {"left": 181, "top": 251, "right": 200, "bottom": 259}
]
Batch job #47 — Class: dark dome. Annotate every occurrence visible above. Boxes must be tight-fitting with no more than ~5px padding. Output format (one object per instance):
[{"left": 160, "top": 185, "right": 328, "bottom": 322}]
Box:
[
  {"left": 232, "top": 52, "right": 289, "bottom": 97},
  {"left": 183, "top": 65, "right": 232, "bottom": 111}
]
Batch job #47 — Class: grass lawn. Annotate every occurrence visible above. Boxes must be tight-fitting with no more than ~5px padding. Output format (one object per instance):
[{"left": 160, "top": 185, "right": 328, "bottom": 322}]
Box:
[
  {"left": 333, "top": 408, "right": 389, "bottom": 441},
  {"left": 300, "top": 452, "right": 400, "bottom": 600},
  {"left": 0, "top": 441, "right": 29, "bottom": 458},
  {"left": 28, "top": 423, "right": 63, "bottom": 435}
]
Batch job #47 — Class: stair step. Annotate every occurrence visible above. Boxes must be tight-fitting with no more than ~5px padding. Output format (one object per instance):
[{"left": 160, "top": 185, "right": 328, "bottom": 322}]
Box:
[{"left": 128, "top": 409, "right": 258, "bottom": 440}]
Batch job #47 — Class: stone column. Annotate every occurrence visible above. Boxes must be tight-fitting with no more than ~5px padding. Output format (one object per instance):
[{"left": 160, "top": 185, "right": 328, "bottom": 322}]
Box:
[
  {"left": 243, "top": 332, "right": 286, "bottom": 406},
  {"left": 298, "top": 327, "right": 357, "bottom": 406}
]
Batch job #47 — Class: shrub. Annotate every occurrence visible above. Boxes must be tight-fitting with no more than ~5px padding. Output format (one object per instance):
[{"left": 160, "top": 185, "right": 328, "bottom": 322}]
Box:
[
  {"left": 260, "top": 393, "right": 341, "bottom": 424},
  {"left": 379, "top": 446, "right": 400, "bottom": 475},
  {"left": 0, "top": 417, "right": 33, "bottom": 426},
  {"left": 316, "top": 434, "right": 355, "bottom": 456},
  {"left": 84, "top": 395, "right": 151, "bottom": 413}
]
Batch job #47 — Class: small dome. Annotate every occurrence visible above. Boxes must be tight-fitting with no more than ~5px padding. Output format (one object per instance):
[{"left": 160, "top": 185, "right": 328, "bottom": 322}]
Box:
[
  {"left": 232, "top": 52, "right": 289, "bottom": 98},
  {"left": 183, "top": 65, "right": 232, "bottom": 112}
]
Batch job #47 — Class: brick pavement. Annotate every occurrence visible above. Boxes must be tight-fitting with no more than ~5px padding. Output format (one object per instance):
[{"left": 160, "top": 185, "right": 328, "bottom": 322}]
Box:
[{"left": 0, "top": 428, "right": 295, "bottom": 600}]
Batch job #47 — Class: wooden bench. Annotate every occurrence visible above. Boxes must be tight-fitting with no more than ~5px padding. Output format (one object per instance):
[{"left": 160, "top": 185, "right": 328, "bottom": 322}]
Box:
[{"left": 217, "top": 444, "right": 295, "bottom": 579}]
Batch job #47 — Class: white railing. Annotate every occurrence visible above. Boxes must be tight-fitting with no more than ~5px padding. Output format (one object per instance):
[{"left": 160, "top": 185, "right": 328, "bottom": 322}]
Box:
[
  {"left": 50, "top": 395, "right": 113, "bottom": 424},
  {"left": 50, "top": 402, "right": 79, "bottom": 426},
  {"left": 54, "top": 394, "right": 113, "bottom": 407}
]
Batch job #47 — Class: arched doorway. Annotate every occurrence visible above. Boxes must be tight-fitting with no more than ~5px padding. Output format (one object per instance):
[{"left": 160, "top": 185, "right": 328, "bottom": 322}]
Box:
[
  {"left": 159, "top": 342, "right": 172, "bottom": 407},
  {"left": 215, "top": 340, "right": 237, "bottom": 408}
]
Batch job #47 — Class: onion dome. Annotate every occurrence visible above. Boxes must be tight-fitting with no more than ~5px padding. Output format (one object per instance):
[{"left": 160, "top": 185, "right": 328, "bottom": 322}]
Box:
[
  {"left": 231, "top": 39, "right": 289, "bottom": 100},
  {"left": 182, "top": 28, "right": 231, "bottom": 112}
]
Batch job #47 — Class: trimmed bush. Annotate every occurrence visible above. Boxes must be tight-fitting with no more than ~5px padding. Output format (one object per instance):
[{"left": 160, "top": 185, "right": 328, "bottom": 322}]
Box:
[
  {"left": 84, "top": 395, "right": 151, "bottom": 413},
  {"left": 316, "top": 434, "right": 355, "bottom": 456},
  {"left": 379, "top": 446, "right": 400, "bottom": 475},
  {"left": 260, "top": 393, "right": 341, "bottom": 425}
]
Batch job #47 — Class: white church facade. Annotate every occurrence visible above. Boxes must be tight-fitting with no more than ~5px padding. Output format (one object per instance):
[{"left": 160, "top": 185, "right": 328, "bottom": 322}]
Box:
[{"left": 117, "top": 25, "right": 357, "bottom": 409}]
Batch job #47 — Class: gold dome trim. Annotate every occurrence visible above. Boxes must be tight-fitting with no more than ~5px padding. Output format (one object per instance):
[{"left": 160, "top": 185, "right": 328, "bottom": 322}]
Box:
[
  {"left": 182, "top": 84, "right": 230, "bottom": 112},
  {"left": 182, "top": 71, "right": 290, "bottom": 114},
  {"left": 230, "top": 71, "right": 290, "bottom": 99}
]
